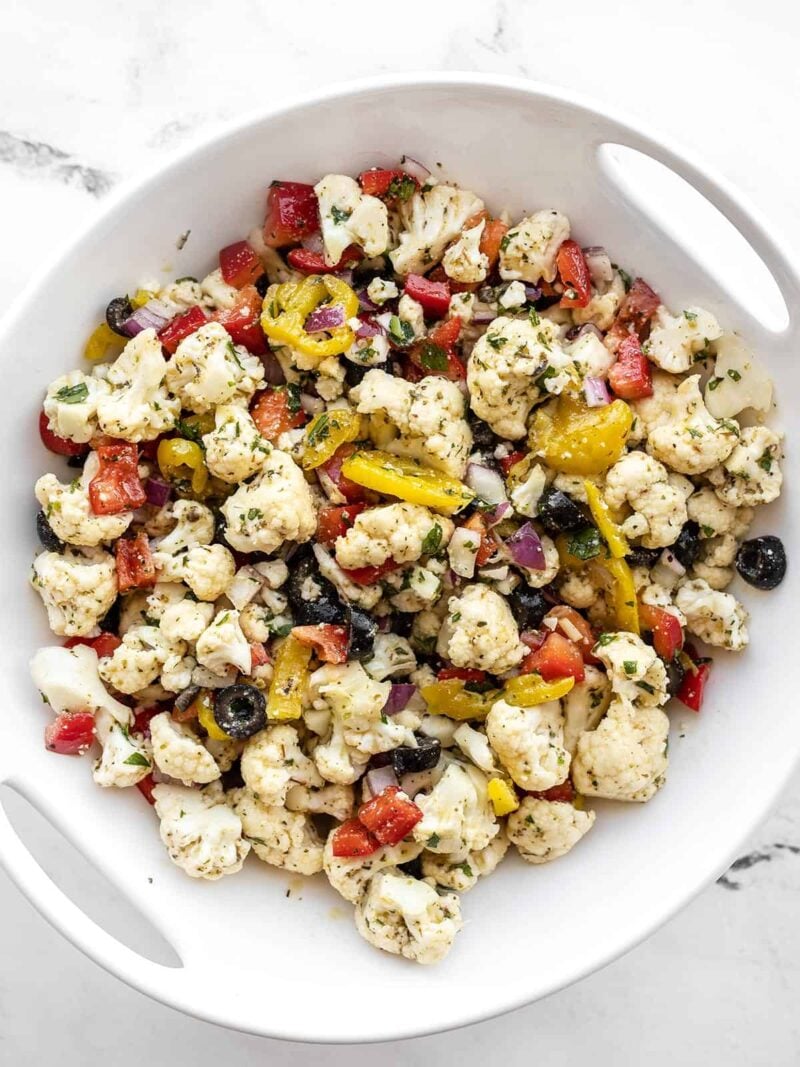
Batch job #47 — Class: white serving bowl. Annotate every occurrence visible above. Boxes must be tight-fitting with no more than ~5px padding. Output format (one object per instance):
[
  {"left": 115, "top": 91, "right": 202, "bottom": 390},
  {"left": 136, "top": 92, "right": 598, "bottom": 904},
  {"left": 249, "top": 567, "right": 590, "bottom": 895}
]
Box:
[{"left": 0, "top": 74, "right": 797, "bottom": 1043}]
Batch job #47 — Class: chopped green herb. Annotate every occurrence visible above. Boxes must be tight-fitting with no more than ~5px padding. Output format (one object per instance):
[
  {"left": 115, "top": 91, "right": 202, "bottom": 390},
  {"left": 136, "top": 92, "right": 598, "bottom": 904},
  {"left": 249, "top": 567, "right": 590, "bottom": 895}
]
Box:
[
  {"left": 567, "top": 526, "right": 602, "bottom": 560},
  {"left": 727, "top": 369, "right": 742, "bottom": 382},
  {"left": 707, "top": 377, "right": 722, "bottom": 391},
  {"left": 330, "top": 205, "right": 352, "bottom": 225},
  {"left": 623, "top": 660, "right": 637, "bottom": 675},
  {"left": 388, "top": 316, "right": 415, "bottom": 347},
  {"left": 306, "top": 413, "right": 330, "bottom": 446},
  {"left": 427, "top": 833, "right": 441, "bottom": 848},
  {"left": 54, "top": 382, "right": 89, "bottom": 405},
  {"left": 422, "top": 524, "right": 443, "bottom": 555},
  {"left": 417, "top": 341, "right": 448, "bottom": 371},
  {"left": 528, "top": 307, "right": 540, "bottom": 327},
  {"left": 123, "top": 752, "right": 150, "bottom": 767}
]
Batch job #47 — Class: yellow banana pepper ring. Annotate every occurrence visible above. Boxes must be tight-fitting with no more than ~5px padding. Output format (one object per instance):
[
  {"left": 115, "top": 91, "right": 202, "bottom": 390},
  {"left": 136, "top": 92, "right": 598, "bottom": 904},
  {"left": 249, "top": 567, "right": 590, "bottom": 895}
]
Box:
[
  {"left": 267, "top": 635, "right": 312, "bottom": 721},
  {"left": 584, "top": 480, "right": 628, "bottom": 558},
  {"left": 503, "top": 673, "right": 575, "bottom": 706},
  {"left": 302, "top": 409, "right": 363, "bottom": 470},
  {"left": 341, "top": 450, "right": 475, "bottom": 514},
  {"left": 603, "top": 556, "right": 640, "bottom": 634},
  {"left": 420, "top": 679, "right": 501, "bottom": 721},
  {"left": 528, "top": 392, "right": 633, "bottom": 476},
  {"left": 194, "top": 691, "right": 231, "bottom": 741},
  {"left": 157, "top": 438, "right": 209, "bottom": 497},
  {"left": 487, "top": 778, "right": 520, "bottom": 816},
  {"left": 84, "top": 322, "right": 124, "bottom": 362},
  {"left": 261, "top": 275, "right": 359, "bottom": 359}
]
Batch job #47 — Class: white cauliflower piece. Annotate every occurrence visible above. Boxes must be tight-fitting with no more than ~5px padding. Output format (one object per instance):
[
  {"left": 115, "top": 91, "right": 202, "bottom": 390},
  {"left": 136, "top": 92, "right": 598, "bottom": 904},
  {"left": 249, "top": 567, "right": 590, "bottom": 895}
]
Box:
[
  {"left": 499, "top": 280, "right": 527, "bottom": 310},
  {"left": 644, "top": 305, "right": 722, "bottom": 373},
  {"left": 151, "top": 499, "right": 215, "bottom": 553},
  {"left": 285, "top": 782, "right": 354, "bottom": 822},
  {"left": 467, "top": 316, "right": 567, "bottom": 440},
  {"left": 647, "top": 375, "right": 739, "bottom": 475},
  {"left": 507, "top": 797, "right": 595, "bottom": 864},
  {"left": 149, "top": 712, "right": 221, "bottom": 785},
  {"left": 707, "top": 425, "right": 783, "bottom": 507},
  {"left": 412, "top": 761, "right": 498, "bottom": 854},
  {"left": 314, "top": 174, "right": 389, "bottom": 264},
  {"left": 231, "top": 788, "right": 323, "bottom": 875},
  {"left": 165, "top": 322, "right": 264, "bottom": 413},
  {"left": 558, "top": 569, "right": 598, "bottom": 611},
  {"left": 98, "top": 625, "right": 185, "bottom": 695},
  {"left": 156, "top": 543, "right": 237, "bottom": 602},
  {"left": 200, "top": 268, "right": 239, "bottom": 309},
  {"left": 704, "top": 333, "right": 773, "bottom": 418},
  {"left": 499, "top": 210, "right": 570, "bottom": 283},
  {"left": 593, "top": 631, "right": 668, "bottom": 707},
  {"left": 562, "top": 665, "right": 611, "bottom": 756},
  {"left": 202, "top": 403, "right": 271, "bottom": 483},
  {"left": 312, "top": 544, "right": 383, "bottom": 611},
  {"left": 452, "top": 723, "right": 499, "bottom": 775},
  {"left": 604, "top": 451, "right": 689, "bottom": 548},
  {"left": 397, "top": 294, "right": 426, "bottom": 339},
  {"left": 42, "top": 369, "right": 109, "bottom": 444},
  {"left": 363, "top": 633, "right": 417, "bottom": 681},
  {"left": 351, "top": 369, "right": 472, "bottom": 480},
  {"left": 94, "top": 329, "right": 180, "bottom": 441},
  {"left": 323, "top": 834, "right": 422, "bottom": 904},
  {"left": 442, "top": 220, "right": 488, "bottom": 284},
  {"left": 572, "top": 271, "right": 626, "bottom": 331},
  {"left": 30, "top": 547, "right": 117, "bottom": 637},
  {"left": 386, "top": 562, "right": 443, "bottom": 613},
  {"left": 220, "top": 449, "right": 316, "bottom": 554},
  {"left": 92, "top": 718, "right": 152, "bottom": 788},
  {"left": 421, "top": 829, "right": 509, "bottom": 891},
  {"left": 35, "top": 451, "right": 133, "bottom": 547},
  {"left": 29, "top": 643, "right": 130, "bottom": 725},
  {"left": 571, "top": 696, "right": 669, "bottom": 802},
  {"left": 687, "top": 487, "right": 753, "bottom": 540},
  {"left": 449, "top": 291, "right": 475, "bottom": 323},
  {"left": 335, "top": 503, "right": 453, "bottom": 570},
  {"left": 240, "top": 724, "right": 322, "bottom": 806},
  {"left": 146, "top": 582, "right": 215, "bottom": 643},
  {"left": 675, "top": 578, "right": 749, "bottom": 651},
  {"left": 154, "top": 782, "right": 249, "bottom": 879},
  {"left": 436, "top": 584, "right": 524, "bottom": 674},
  {"left": 355, "top": 869, "right": 462, "bottom": 965},
  {"left": 519, "top": 533, "right": 560, "bottom": 589},
  {"left": 390, "top": 184, "right": 484, "bottom": 276},
  {"left": 195, "top": 609, "right": 252, "bottom": 676},
  {"left": 366, "top": 277, "right": 398, "bottom": 305},
  {"left": 486, "top": 698, "right": 569, "bottom": 791},
  {"left": 224, "top": 566, "right": 265, "bottom": 611}
]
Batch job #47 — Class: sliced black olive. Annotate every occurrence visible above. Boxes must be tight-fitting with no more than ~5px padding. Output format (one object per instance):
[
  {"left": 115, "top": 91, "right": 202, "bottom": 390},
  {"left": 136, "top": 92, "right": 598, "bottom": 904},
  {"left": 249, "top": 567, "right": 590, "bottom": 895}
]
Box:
[
  {"left": 398, "top": 855, "right": 423, "bottom": 879},
  {"left": 468, "top": 416, "right": 500, "bottom": 453},
  {"left": 735, "top": 535, "right": 786, "bottom": 590},
  {"left": 254, "top": 273, "right": 269, "bottom": 297},
  {"left": 213, "top": 684, "right": 267, "bottom": 740},
  {"left": 391, "top": 736, "right": 442, "bottom": 776},
  {"left": 105, "top": 296, "right": 134, "bottom": 336},
  {"left": 665, "top": 656, "right": 686, "bottom": 698},
  {"left": 66, "top": 453, "right": 87, "bottom": 469},
  {"left": 344, "top": 361, "right": 370, "bottom": 388},
  {"left": 174, "top": 685, "right": 201, "bottom": 714},
  {"left": 390, "top": 612, "right": 414, "bottom": 637},
  {"left": 671, "top": 521, "right": 701, "bottom": 568},
  {"left": 36, "top": 509, "right": 64, "bottom": 552},
  {"left": 509, "top": 586, "right": 549, "bottom": 630},
  {"left": 626, "top": 545, "right": 662, "bottom": 569},
  {"left": 348, "top": 606, "right": 378, "bottom": 661},
  {"left": 536, "top": 487, "right": 586, "bottom": 534},
  {"left": 100, "top": 597, "right": 121, "bottom": 634},
  {"left": 287, "top": 556, "right": 347, "bottom": 625}
]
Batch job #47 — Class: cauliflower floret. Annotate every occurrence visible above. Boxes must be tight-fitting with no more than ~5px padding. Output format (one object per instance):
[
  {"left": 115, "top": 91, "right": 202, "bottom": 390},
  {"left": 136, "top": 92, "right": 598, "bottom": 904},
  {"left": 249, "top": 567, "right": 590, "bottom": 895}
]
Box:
[
  {"left": 604, "top": 451, "right": 689, "bottom": 549},
  {"left": 558, "top": 569, "right": 598, "bottom": 611},
  {"left": 562, "top": 665, "right": 611, "bottom": 756},
  {"left": 449, "top": 291, "right": 476, "bottom": 324},
  {"left": 355, "top": 869, "right": 462, "bottom": 965},
  {"left": 593, "top": 631, "right": 668, "bottom": 707},
  {"left": 165, "top": 322, "right": 264, "bottom": 413},
  {"left": 314, "top": 174, "right": 389, "bottom": 265},
  {"left": 572, "top": 271, "right": 626, "bottom": 331},
  {"left": 704, "top": 333, "right": 773, "bottom": 419},
  {"left": 200, "top": 268, "right": 239, "bottom": 310},
  {"left": 220, "top": 449, "right": 316, "bottom": 554},
  {"left": 351, "top": 370, "right": 472, "bottom": 480},
  {"left": 285, "top": 782, "right": 354, "bottom": 822},
  {"left": 156, "top": 543, "right": 237, "bottom": 602},
  {"left": 312, "top": 544, "right": 383, "bottom": 611},
  {"left": 35, "top": 451, "right": 133, "bottom": 547},
  {"left": 467, "top": 316, "right": 566, "bottom": 440},
  {"left": 93, "top": 718, "right": 152, "bottom": 788},
  {"left": 386, "top": 562, "right": 443, "bottom": 613},
  {"left": 627, "top": 369, "right": 683, "bottom": 446},
  {"left": 202, "top": 403, "right": 271, "bottom": 483},
  {"left": 498, "top": 280, "right": 527, "bottom": 310},
  {"left": 436, "top": 584, "right": 524, "bottom": 674},
  {"left": 195, "top": 609, "right": 252, "bottom": 676},
  {"left": 566, "top": 329, "right": 616, "bottom": 379},
  {"left": 94, "top": 329, "right": 181, "bottom": 441},
  {"left": 571, "top": 696, "right": 669, "bottom": 802},
  {"left": 366, "top": 277, "right": 399, "bottom": 305},
  {"left": 691, "top": 560, "right": 733, "bottom": 591},
  {"left": 675, "top": 578, "right": 749, "bottom": 651},
  {"left": 335, "top": 503, "right": 453, "bottom": 570},
  {"left": 507, "top": 797, "right": 595, "bottom": 864},
  {"left": 647, "top": 375, "right": 739, "bottom": 475},
  {"left": 519, "top": 533, "right": 560, "bottom": 589},
  {"left": 390, "top": 184, "right": 484, "bottom": 276},
  {"left": 442, "top": 220, "right": 489, "bottom": 284},
  {"left": 421, "top": 829, "right": 508, "bottom": 892},
  {"left": 706, "top": 425, "right": 783, "bottom": 507},
  {"left": 397, "top": 294, "right": 426, "bottom": 339},
  {"left": 151, "top": 499, "right": 215, "bottom": 553},
  {"left": 452, "top": 723, "right": 499, "bottom": 775},
  {"left": 323, "top": 833, "right": 422, "bottom": 904},
  {"left": 240, "top": 724, "right": 322, "bottom": 806},
  {"left": 363, "top": 633, "right": 417, "bottom": 681},
  {"left": 644, "top": 305, "right": 722, "bottom": 374},
  {"left": 149, "top": 712, "right": 221, "bottom": 785},
  {"left": 31, "top": 547, "right": 117, "bottom": 637},
  {"left": 486, "top": 698, "right": 569, "bottom": 791},
  {"left": 154, "top": 782, "right": 249, "bottom": 879},
  {"left": 29, "top": 643, "right": 130, "bottom": 725},
  {"left": 42, "top": 369, "right": 110, "bottom": 444},
  {"left": 412, "top": 761, "right": 498, "bottom": 854},
  {"left": 146, "top": 582, "right": 215, "bottom": 643},
  {"left": 499, "top": 210, "right": 570, "bottom": 283},
  {"left": 224, "top": 565, "right": 265, "bottom": 611},
  {"left": 98, "top": 625, "right": 185, "bottom": 694},
  {"left": 231, "top": 788, "right": 323, "bottom": 875},
  {"left": 687, "top": 486, "right": 753, "bottom": 540}
]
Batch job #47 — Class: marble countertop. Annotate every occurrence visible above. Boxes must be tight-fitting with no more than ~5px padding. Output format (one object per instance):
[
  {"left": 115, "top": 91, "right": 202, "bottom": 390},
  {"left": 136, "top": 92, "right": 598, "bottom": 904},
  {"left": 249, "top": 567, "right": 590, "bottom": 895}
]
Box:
[{"left": 2, "top": 0, "right": 799, "bottom": 1062}]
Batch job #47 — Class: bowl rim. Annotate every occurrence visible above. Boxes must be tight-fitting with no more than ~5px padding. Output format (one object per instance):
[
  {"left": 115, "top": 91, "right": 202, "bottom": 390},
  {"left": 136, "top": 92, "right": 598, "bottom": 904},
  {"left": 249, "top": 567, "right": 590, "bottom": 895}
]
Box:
[{"left": 2, "top": 70, "right": 799, "bottom": 1043}]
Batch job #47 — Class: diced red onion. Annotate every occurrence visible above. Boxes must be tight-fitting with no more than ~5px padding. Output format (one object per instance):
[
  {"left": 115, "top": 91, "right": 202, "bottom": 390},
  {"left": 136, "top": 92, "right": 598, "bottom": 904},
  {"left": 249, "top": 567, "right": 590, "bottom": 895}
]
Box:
[
  {"left": 504, "top": 522, "right": 547, "bottom": 570},
  {"left": 144, "top": 477, "right": 172, "bottom": 507},
  {"left": 472, "top": 308, "right": 497, "bottom": 324},
  {"left": 377, "top": 615, "right": 393, "bottom": 633},
  {"left": 465, "top": 463, "right": 507, "bottom": 506},
  {"left": 366, "top": 765, "right": 399, "bottom": 796},
  {"left": 301, "top": 232, "right": 325, "bottom": 254},
  {"left": 521, "top": 630, "right": 546, "bottom": 651},
  {"left": 357, "top": 288, "right": 378, "bottom": 312},
  {"left": 356, "top": 317, "right": 382, "bottom": 338},
  {"left": 566, "top": 322, "right": 604, "bottom": 342},
  {"left": 122, "top": 299, "right": 175, "bottom": 337},
  {"left": 486, "top": 501, "right": 512, "bottom": 527},
  {"left": 382, "top": 683, "right": 417, "bottom": 716},
  {"left": 300, "top": 393, "right": 325, "bottom": 415},
  {"left": 316, "top": 468, "right": 347, "bottom": 504},
  {"left": 375, "top": 311, "right": 394, "bottom": 331},
  {"left": 305, "top": 303, "right": 345, "bottom": 333},
  {"left": 400, "top": 156, "right": 430, "bottom": 184},
  {"left": 582, "top": 246, "right": 614, "bottom": 286},
  {"left": 524, "top": 284, "right": 542, "bottom": 302},
  {"left": 659, "top": 548, "right": 686, "bottom": 577},
  {"left": 336, "top": 270, "right": 354, "bottom": 286},
  {"left": 583, "top": 376, "right": 611, "bottom": 407}
]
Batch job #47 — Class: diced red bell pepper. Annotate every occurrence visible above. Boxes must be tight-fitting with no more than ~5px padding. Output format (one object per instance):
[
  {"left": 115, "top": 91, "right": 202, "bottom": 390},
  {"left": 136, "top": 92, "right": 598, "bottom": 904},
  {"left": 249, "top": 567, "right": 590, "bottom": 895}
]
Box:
[
  {"left": 521, "top": 632, "right": 585, "bottom": 682},
  {"left": 88, "top": 441, "right": 146, "bottom": 515},
  {"left": 319, "top": 443, "right": 368, "bottom": 503},
  {"left": 249, "top": 642, "right": 271, "bottom": 668},
  {"left": 136, "top": 774, "right": 157, "bottom": 805},
  {"left": 115, "top": 531, "right": 156, "bottom": 593},
  {"left": 132, "top": 705, "right": 161, "bottom": 736},
  {"left": 521, "top": 630, "right": 546, "bottom": 651},
  {"left": 358, "top": 785, "right": 423, "bottom": 846},
  {"left": 499, "top": 450, "right": 526, "bottom": 476},
  {"left": 437, "top": 667, "right": 487, "bottom": 683},
  {"left": 544, "top": 605, "right": 598, "bottom": 664},
  {"left": 316, "top": 503, "right": 366, "bottom": 546},
  {"left": 677, "top": 660, "right": 711, "bottom": 712},
  {"left": 158, "top": 305, "right": 209, "bottom": 354},
  {"left": 478, "top": 217, "right": 509, "bottom": 271},
  {"left": 606, "top": 277, "right": 660, "bottom": 349},
  {"left": 212, "top": 284, "right": 266, "bottom": 355},
  {"left": 638, "top": 601, "right": 684, "bottom": 661},
  {"left": 331, "top": 817, "right": 380, "bottom": 858},
  {"left": 556, "top": 240, "right": 592, "bottom": 308},
  {"left": 358, "top": 168, "right": 419, "bottom": 202},
  {"left": 461, "top": 513, "right": 497, "bottom": 567},
  {"left": 64, "top": 633, "right": 122, "bottom": 658},
  {"left": 38, "top": 409, "right": 88, "bottom": 457},
  {"left": 409, "top": 317, "right": 465, "bottom": 380},
  {"left": 527, "top": 780, "right": 576, "bottom": 804},
  {"left": 609, "top": 334, "right": 653, "bottom": 400},
  {"left": 250, "top": 387, "right": 307, "bottom": 441},
  {"left": 404, "top": 273, "right": 452, "bottom": 318},
  {"left": 219, "top": 240, "right": 263, "bottom": 289},
  {"left": 263, "top": 181, "right": 320, "bottom": 248},
  {"left": 286, "top": 245, "right": 363, "bottom": 275},
  {"left": 291, "top": 623, "right": 350, "bottom": 664},
  {"left": 45, "top": 712, "right": 96, "bottom": 755},
  {"left": 340, "top": 559, "right": 400, "bottom": 586}
]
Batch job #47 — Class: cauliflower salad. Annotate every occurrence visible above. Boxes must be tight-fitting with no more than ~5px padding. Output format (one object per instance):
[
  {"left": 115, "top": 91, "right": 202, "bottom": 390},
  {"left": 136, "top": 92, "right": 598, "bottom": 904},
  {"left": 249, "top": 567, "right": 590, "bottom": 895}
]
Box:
[{"left": 30, "top": 160, "right": 786, "bottom": 966}]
